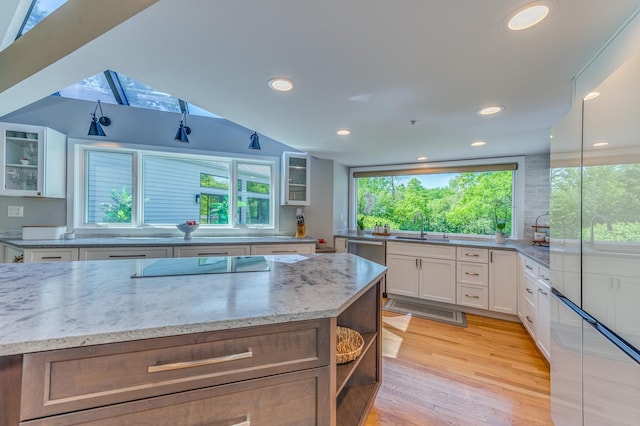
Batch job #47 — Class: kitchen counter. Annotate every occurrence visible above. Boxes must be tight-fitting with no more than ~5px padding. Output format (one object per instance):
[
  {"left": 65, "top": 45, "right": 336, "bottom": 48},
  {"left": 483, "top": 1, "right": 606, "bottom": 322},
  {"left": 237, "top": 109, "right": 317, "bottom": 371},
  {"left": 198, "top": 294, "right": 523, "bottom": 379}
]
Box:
[
  {"left": 336, "top": 231, "right": 550, "bottom": 267},
  {"left": 0, "top": 253, "right": 385, "bottom": 356},
  {"left": 0, "top": 235, "right": 316, "bottom": 249}
]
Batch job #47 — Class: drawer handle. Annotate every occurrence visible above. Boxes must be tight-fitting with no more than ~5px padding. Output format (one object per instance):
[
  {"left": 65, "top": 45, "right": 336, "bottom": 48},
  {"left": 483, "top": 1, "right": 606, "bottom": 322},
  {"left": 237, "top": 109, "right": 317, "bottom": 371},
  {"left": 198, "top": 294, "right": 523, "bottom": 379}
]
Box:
[
  {"left": 464, "top": 272, "right": 480, "bottom": 276},
  {"left": 525, "top": 265, "right": 533, "bottom": 270},
  {"left": 465, "top": 253, "right": 479, "bottom": 257},
  {"left": 526, "top": 288, "right": 534, "bottom": 294},
  {"left": 272, "top": 250, "right": 297, "bottom": 253},
  {"left": 109, "top": 254, "right": 147, "bottom": 258},
  {"left": 526, "top": 316, "right": 534, "bottom": 324},
  {"left": 538, "top": 288, "right": 548, "bottom": 296},
  {"left": 540, "top": 275, "right": 550, "bottom": 281},
  {"left": 464, "top": 294, "right": 480, "bottom": 299},
  {"left": 148, "top": 349, "right": 253, "bottom": 373},
  {"left": 41, "top": 256, "right": 63, "bottom": 260}
]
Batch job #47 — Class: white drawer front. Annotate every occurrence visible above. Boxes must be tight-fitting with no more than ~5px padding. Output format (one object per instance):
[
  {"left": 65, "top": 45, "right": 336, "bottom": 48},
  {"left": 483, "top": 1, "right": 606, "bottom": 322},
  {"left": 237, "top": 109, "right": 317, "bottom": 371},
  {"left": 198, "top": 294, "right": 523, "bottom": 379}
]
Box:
[
  {"left": 456, "top": 247, "right": 488, "bottom": 263},
  {"left": 250, "top": 244, "right": 315, "bottom": 255},
  {"left": 174, "top": 245, "right": 249, "bottom": 258},
  {"left": 457, "top": 284, "right": 488, "bottom": 309},
  {"left": 456, "top": 262, "right": 489, "bottom": 286},
  {"left": 522, "top": 255, "right": 540, "bottom": 278},
  {"left": 80, "top": 247, "right": 172, "bottom": 261},
  {"left": 26, "top": 248, "right": 79, "bottom": 263}
]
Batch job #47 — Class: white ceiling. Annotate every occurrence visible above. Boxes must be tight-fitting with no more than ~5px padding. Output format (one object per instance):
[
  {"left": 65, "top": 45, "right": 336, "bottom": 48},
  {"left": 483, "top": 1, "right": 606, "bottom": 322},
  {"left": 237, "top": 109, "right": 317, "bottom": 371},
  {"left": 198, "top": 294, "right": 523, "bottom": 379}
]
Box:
[{"left": 1, "top": 0, "right": 640, "bottom": 166}]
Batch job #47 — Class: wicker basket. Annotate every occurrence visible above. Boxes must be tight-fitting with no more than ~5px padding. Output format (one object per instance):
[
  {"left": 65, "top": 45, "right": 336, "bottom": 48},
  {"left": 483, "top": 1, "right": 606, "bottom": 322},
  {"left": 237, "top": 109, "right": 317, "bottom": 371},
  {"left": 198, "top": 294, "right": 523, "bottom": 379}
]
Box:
[{"left": 336, "top": 326, "right": 364, "bottom": 364}]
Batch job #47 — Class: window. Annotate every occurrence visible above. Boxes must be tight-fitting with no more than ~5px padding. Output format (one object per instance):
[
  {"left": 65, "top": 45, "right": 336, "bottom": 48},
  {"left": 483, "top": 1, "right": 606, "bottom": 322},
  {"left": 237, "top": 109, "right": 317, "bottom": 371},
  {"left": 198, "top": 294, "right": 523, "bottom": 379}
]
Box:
[
  {"left": 78, "top": 146, "right": 275, "bottom": 229},
  {"left": 353, "top": 163, "right": 515, "bottom": 237}
]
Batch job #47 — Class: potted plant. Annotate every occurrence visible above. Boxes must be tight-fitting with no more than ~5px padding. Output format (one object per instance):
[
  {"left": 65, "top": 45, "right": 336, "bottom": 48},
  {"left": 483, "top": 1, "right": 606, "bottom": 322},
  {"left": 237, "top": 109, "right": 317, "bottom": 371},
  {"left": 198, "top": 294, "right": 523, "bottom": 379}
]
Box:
[
  {"left": 495, "top": 220, "right": 506, "bottom": 244},
  {"left": 356, "top": 216, "right": 365, "bottom": 236}
]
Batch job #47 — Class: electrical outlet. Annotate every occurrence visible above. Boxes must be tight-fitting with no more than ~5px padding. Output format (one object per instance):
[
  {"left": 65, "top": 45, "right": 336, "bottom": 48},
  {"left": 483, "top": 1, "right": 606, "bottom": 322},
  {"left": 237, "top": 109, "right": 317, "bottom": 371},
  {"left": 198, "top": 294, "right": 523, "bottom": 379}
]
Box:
[{"left": 8, "top": 206, "right": 23, "bottom": 217}]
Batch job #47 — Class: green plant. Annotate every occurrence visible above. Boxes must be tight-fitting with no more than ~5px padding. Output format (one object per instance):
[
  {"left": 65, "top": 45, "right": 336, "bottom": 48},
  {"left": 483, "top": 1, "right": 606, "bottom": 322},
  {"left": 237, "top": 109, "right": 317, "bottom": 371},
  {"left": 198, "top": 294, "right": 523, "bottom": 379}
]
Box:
[
  {"left": 356, "top": 216, "right": 365, "bottom": 230},
  {"left": 99, "top": 187, "right": 132, "bottom": 223}
]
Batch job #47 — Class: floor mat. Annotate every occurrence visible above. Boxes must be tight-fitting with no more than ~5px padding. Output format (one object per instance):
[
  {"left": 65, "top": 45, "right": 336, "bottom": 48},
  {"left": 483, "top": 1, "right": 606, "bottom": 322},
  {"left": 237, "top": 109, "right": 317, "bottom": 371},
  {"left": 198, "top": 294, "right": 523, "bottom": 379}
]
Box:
[{"left": 383, "top": 298, "right": 467, "bottom": 327}]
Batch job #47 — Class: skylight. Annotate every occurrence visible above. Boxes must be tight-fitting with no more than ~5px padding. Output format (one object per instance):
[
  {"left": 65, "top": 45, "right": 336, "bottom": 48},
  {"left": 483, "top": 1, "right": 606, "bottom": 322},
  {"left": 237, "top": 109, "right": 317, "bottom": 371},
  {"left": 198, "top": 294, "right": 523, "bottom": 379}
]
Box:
[{"left": 18, "top": 0, "right": 68, "bottom": 38}]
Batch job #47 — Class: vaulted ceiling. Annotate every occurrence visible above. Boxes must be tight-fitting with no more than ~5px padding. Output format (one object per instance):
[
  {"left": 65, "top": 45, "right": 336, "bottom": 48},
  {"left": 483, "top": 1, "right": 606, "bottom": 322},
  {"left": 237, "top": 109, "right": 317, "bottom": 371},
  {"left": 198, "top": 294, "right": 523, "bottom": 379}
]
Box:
[{"left": 1, "top": 0, "right": 639, "bottom": 166}]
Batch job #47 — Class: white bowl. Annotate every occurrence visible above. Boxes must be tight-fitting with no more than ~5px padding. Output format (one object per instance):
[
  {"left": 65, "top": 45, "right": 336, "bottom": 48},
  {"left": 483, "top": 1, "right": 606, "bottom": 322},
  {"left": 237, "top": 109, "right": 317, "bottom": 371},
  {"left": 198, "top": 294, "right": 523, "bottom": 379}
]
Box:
[{"left": 176, "top": 224, "right": 199, "bottom": 239}]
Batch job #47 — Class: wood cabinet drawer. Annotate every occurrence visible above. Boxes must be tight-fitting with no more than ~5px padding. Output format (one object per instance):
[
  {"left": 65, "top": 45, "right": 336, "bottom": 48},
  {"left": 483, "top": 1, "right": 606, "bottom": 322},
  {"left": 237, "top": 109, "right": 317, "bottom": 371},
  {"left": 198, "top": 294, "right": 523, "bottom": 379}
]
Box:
[
  {"left": 457, "top": 284, "right": 488, "bottom": 309},
  {"left": 21, "top": 320, "right": 329, "bottom": 420},
  {"left": 173, "top": 245, "right": 249, "bottom": 258},
  {"left": 24, "top": 248, "right": 79, "bottom": 263},
  {"left": 21, "top": 367, "right": 329, "bottom": 426},
  {"left": 456, "top": 247, "right": 488, "bottom": 263},
  {"left": 250, "top": 243, "right": 315, "bottom": 255},
  {"left": 387, "top": 242, "right": 455, "bottom": 260},
  {"left": 456, "top": 262, "right": 488, "bottom": 286},
  {"left": 79, "top": 247, "right": 172, "bottom": 261}
]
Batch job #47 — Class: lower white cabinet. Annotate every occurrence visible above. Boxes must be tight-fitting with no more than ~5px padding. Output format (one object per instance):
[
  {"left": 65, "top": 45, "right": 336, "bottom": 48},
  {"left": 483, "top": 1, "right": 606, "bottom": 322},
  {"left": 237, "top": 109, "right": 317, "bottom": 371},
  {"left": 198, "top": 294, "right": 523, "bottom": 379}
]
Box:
[
  {"left": 334, "top": 237, "right": 348, "bottom": 253},
  {"left": 518, "top": 254, "right": 551, "bottom": 361},
  {"left": 419, "top": 257, "right": 456, "bottom": 303},
  {"left": 173, "top": 245, "right": 249, "bottom": 258},
  {"left": 386, "top": 253, "right": 419, "bottom": 297},
  {"left": 24, "top": 248, "right": 79, "bottom": 263},
  {"left": 79, "top": 247, "right": 173, "bottom": 261},
  {"left": 488, "top": 250, "right": 517, "bottom": 314},
  {"left": 250, "top": 243, "right": 315, "bottom": 255}
]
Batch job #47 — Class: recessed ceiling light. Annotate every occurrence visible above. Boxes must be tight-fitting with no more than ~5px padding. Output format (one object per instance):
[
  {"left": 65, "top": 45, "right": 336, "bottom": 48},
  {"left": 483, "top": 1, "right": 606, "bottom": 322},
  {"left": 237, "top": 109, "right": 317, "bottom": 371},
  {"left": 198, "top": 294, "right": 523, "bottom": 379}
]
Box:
[
  {"left": 336, "top": 129, "right": 351, "bottom": 136},
  {"left": 583, "top": 91, "right": 600, "bottom": 101},
  {"left": 268, "top": 78, "right": 294, "bottom": 92},
  {"left": 477, "top": 106, "right": 503, "bottom": 116},
  {"left": 593, "top": 141, "right": 609, "bottom": 147},
  {"left": 507, "top": 4, "right": 550, "bottom": 31},
  {"left": 471, "top": 141, "right": 487, "bottom": 147},
  {"left": 416, "top": 156, "right": 428, "bottom": 161}
]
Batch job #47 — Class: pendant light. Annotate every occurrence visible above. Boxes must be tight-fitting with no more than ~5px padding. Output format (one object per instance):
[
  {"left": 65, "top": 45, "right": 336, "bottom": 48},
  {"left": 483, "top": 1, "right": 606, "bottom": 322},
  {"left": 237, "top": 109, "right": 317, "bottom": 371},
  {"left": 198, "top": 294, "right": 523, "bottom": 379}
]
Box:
[
  {"left": 248, "top": 131, "right": 261, "bottom": 150},
  {"left": 87, "top": 100, "right": 111, "bottom": 136},
  {"left": 174, "top": 112, "right": 191, "bottom": 143}
]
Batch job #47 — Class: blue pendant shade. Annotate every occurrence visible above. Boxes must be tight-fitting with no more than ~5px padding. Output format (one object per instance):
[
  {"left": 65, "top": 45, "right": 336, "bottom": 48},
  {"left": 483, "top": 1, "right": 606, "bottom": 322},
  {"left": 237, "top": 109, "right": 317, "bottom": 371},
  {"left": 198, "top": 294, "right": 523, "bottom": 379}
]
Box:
[
  {"left": 249, "top": 132, "right": 261, "bottom": 150},
  {"left": 174, "top": 112, "right": 191, "bottom": 143},
  {"left": 87, "top": 100, "right": 110, "bottom": 136}
]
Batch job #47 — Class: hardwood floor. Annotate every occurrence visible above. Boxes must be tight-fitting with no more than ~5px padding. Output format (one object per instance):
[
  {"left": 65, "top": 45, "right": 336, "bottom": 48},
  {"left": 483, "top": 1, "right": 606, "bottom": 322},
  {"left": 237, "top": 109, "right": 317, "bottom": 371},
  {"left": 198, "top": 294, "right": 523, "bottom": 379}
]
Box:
[{"left": 365, "top": 311, "right": 552, "bottom": 426}]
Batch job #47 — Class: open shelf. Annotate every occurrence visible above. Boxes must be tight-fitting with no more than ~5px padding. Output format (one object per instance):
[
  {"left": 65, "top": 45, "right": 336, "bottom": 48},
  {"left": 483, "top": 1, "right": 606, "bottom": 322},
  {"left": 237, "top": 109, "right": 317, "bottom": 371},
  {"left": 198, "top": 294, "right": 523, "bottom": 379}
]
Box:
[
  {"left": 336, "top": 332, "right": 377, "bottom": 394},
  {"left": 336, "top": 382, "right": 380, "bottom": 425}
]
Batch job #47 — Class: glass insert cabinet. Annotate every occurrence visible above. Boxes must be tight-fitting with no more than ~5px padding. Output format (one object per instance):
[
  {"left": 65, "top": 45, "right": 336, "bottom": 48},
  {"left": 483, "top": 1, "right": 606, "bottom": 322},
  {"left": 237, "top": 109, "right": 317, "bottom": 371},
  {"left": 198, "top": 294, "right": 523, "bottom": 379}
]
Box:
[
  {"left": 0, "top": 123, "right": 66, "bottom": 198},
  {"left": 281, "top": 152, "right": 310, "bottom": 206}
]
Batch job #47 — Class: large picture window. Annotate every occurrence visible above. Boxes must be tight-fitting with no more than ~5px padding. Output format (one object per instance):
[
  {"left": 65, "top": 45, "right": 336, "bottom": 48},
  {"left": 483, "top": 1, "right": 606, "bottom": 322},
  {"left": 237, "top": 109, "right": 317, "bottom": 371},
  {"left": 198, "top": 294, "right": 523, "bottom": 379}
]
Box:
[
  {"left": 79, "top": 146, "right": 275, "bottom": 229},
  {"left": 353, "top": 163, "right": 515, "bottom": 237}
]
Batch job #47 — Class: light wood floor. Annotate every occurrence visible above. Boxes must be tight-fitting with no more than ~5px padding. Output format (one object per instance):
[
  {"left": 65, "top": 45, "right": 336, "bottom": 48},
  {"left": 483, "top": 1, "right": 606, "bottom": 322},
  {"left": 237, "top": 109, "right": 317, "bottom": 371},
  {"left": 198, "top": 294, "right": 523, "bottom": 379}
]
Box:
[{"left": 365, "top": 311, "right": 552, "bottom": 426}]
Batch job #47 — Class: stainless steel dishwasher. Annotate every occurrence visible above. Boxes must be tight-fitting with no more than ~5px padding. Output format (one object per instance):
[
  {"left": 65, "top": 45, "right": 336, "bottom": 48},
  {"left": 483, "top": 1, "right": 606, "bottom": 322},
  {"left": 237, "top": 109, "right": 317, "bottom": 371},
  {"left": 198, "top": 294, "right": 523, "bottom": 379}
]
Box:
[{"left": 347, "top": 238, "right": 387, "bottom": 296}]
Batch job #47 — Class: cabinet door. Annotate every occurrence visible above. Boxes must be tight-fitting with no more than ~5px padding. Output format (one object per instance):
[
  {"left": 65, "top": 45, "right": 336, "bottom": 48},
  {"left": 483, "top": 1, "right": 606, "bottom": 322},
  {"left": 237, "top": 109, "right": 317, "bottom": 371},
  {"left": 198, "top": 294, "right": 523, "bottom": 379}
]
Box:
[
  {"left": 334, "top": 237, "right": 348, "bottom": 253},
  {"left": 536, "top": 281, "right": 551, "bottom": 361},
  {"left": 1, "top": 124, "right": 43, "bottom": 196},
  {"left": 614, "top": 276, "right": 640, "bottom": 340},
  {"left": 281, "top": 152, "right": 310, "bottom": 206},
  {"left": 419, "top": 258, "right": 456, "bottom": 303},
  {"left": 173, "top": 245, "right": 249, "bottom": 258},
  {"left": 488, "top": 250, "right": 517, "bottom": 314},
  {"left": 79, "top": 247, "right": 172, "bottom": 261},
  {"left": 386, "top": 254, "right": 419, "bottom": 297}
]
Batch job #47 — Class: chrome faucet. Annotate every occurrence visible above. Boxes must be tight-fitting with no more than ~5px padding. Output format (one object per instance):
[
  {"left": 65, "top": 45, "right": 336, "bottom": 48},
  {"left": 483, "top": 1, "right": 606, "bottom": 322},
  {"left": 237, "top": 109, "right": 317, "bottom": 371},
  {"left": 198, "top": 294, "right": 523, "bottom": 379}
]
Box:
[
  {"left": 413, "top": 212, "right": 426, "bottom": 239},
  {"left": 589, "top": 214, "right": 612, "bottom": 245}
]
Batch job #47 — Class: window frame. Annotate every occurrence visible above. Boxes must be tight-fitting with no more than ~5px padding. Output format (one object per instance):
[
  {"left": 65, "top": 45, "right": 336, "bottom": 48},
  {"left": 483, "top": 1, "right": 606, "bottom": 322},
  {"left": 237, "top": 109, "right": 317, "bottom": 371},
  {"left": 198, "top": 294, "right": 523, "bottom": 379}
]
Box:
[
  {"left": 349, "top": 156, "right": 525, "bottom": 240},
  {"left": 68, "top": 139, "right": 279, "bottom": 235}
]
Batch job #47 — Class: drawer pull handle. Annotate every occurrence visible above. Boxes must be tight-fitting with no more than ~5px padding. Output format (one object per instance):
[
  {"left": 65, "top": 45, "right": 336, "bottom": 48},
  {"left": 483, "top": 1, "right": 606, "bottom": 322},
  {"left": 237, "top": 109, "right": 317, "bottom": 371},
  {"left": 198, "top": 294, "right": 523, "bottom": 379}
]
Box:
[
  {"left": 464, "top": 272, "right": 480, "bottom": 276},
  {"left": 526, "top": 288, "right": 534, "bottom": 294},
  {"left": 539, "top": 289, "right": 548, "bottom": 295},
  {"left": 109, "top": 254, "right": 147, "bottom": 258},
  {"left": 526, "top": 316, "right": 534, "bottom": 324},
  {"left": 272, "top": 250, "right": 296, "bottom": 253},
  {"left": 41, "top": 256, "right": 63, "bottom": 260},
  {"left": 465, "top": 294, "right": 480, "bottom": 299},
  {"left": 465, "top": 253, "right": 479, "bottom": 257},
  {"left": 525, "top": 265, "right": 533, "bottom": 270},
  {"left": 148, "top": 349, "right": 253, "bottom": 373},
  {"left": 541, "top": 275, "right": 550, "bottom": 281}
]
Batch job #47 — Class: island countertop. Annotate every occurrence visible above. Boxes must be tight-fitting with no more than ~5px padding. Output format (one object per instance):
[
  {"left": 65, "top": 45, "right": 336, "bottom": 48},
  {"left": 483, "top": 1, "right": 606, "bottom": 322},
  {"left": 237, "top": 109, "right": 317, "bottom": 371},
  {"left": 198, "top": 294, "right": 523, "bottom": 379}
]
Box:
[{"left": 0, "top": 253, "right": 386, "bottom": 356}]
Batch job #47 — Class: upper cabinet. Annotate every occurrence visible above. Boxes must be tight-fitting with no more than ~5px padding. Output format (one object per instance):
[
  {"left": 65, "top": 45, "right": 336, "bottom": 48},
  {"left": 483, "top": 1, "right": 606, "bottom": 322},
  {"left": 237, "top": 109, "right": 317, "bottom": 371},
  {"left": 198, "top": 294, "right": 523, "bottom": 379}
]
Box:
[
  {"left": 281, "top": 152, "right": 310, "bottom": 206},
  {"left": 0, "top": 123, "right": 66, "bottom": 198}
]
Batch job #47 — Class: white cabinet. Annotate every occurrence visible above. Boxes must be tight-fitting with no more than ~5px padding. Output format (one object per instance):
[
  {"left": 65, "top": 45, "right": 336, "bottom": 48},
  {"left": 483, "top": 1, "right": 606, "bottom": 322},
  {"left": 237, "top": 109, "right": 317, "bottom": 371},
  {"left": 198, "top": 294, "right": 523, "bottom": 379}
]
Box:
[
  {"left": 24, "top": 248, "right": 79, "bottom": 263},
  {"left": 281, "top": 152, "right": 310, "bottom": 206},
  {"left": 386, "top": 242, "right": 456, "bottom": 303},
  {"left": 250, "top": 243, "right": 315, "bottom": 255},
  {"left": 456, "top": 247, "right": 489, "bottom": 310},
  {"left": 488, "top": 250, "right": 517, "bottom": 314},
  {"left": 518, "top": 253, "right": 551, "bottom": 361},
  {"left": 0, "top": 123, "right": 66, "bottom": 198},
  {"left": 173, "top": 245, "right": 249, "bottom": 258},
  {"left": 334, "top": 237, "right": 348, "bottom": 253},
  {"left": 79, "top": 247, "right": 172, "bottom": 261}
]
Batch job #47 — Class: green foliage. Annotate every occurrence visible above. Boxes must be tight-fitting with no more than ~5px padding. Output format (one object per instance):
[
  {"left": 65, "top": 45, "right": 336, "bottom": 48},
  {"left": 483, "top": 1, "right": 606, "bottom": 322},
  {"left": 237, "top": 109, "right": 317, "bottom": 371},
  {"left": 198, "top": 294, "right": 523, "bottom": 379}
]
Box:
[
  {"left": 99, "top": 187, "right": 132, "bottom": 223},
  {"left": 200, "top": 173, "right": 229, "bottom": 190},
  {"left": 356, "top": 216, "right": 365, "bottom": 230},
  {"left": 356, "top": 171, "right": 513, "bottom": 236}
]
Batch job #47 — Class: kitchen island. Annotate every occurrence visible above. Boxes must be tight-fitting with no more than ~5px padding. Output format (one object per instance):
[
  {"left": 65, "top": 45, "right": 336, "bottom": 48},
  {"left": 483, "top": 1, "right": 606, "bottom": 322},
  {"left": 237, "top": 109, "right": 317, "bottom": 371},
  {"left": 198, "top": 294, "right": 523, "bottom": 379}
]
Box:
[{"left": 0, "top": 253, "right": 386, "bottom": 425}]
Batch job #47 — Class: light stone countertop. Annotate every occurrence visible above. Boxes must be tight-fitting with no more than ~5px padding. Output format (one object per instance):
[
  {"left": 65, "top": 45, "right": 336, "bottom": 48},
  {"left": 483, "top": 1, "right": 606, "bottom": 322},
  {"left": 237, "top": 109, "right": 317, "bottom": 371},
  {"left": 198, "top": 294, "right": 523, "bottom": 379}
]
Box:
[
  {"left": 0, "top": 253, "right": 386, "bottom": 356},
  {"left": 0, "top": 236, "right": 317, "bottom": 249}
]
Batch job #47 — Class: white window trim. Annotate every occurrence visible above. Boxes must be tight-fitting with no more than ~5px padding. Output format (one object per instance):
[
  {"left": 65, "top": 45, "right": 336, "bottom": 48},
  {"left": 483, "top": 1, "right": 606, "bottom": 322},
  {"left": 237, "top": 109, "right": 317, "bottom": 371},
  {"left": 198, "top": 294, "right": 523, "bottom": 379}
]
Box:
[
  {"left": 349, "top": 156, "right": 525, "bottom": 240},
  {"left": 66, "top": 138, "right": 280, "bottom": 236}
]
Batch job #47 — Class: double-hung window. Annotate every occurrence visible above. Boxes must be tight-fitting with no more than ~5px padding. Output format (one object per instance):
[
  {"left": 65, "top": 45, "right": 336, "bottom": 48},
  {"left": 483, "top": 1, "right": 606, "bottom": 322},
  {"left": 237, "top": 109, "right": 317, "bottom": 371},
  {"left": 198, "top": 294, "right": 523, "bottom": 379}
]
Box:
[{"left": 77, "top": 145, "right": 275, "bottom": 230}]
